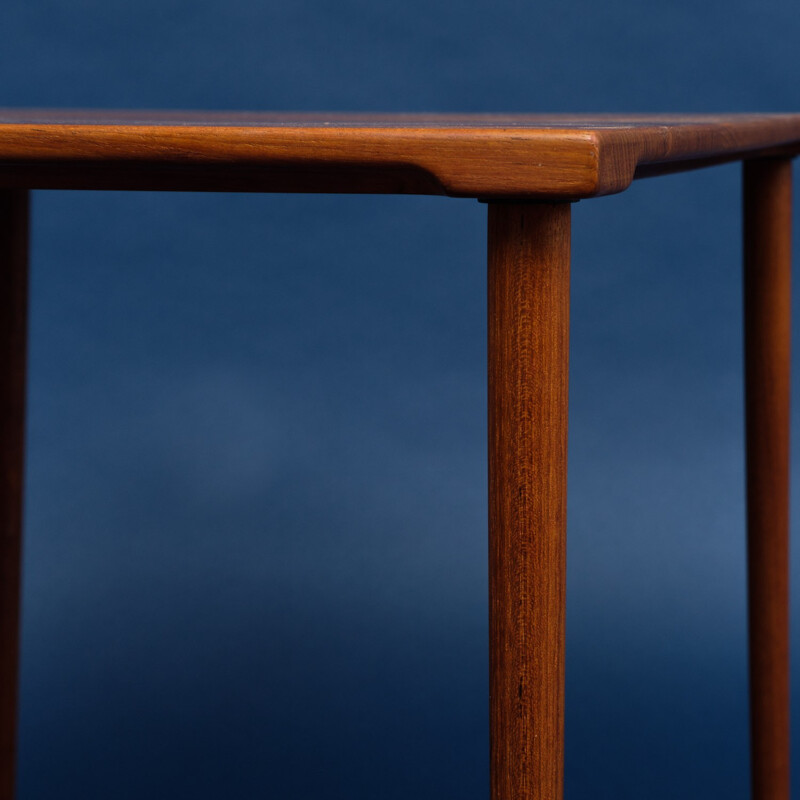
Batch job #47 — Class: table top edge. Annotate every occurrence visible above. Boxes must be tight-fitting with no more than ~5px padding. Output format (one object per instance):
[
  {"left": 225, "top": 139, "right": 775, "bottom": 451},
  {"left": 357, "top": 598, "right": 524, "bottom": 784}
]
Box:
[{"left": 0, "top": 111, "right": 798, "bottom": 198}]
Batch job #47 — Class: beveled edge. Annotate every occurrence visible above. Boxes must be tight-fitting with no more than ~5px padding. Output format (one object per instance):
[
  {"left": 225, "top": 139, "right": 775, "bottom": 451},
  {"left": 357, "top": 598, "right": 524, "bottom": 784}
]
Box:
[{"left": 0, "top": 123, "right": 605, "bottom": 198}]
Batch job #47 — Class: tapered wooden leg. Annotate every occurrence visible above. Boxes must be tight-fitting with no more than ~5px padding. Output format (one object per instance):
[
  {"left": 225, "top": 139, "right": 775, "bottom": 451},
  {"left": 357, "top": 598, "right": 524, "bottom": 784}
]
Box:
[
  {"left": 488, "top": 202, "right": 570, "bottom": 800},
  {"left": 0, "top": 190, "right": 28, "bottom": 800},
  {"left": 744, "top": 159, "right": 792, "bottom": 800}
]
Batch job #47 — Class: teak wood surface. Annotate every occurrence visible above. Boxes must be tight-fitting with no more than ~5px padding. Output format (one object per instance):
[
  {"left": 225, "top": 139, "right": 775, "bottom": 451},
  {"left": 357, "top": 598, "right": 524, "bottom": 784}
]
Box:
[
  {"left": 0, "top": 112, "right": 797, "bottom": 800},
  {"left": 0, "top": 111, "right": 799, "bottom": 197},
  {"left": 744, "top": 158, "right": 792, "bottom": 800},
  {"left": 488, "top": 203, "right": 570, "bottom": 800}
]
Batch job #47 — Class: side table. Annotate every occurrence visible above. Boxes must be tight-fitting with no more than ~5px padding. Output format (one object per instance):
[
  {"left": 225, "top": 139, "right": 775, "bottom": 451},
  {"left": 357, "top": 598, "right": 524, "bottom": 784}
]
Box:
[{"left": 0, "top": 112, "right": 798, "bottom": 800}]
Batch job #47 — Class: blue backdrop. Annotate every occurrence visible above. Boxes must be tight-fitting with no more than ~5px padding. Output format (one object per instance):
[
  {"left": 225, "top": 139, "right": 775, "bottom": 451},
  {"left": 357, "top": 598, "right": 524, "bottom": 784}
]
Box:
[{"left": 2, "top": 0, "right": 799, "bottom": 797}]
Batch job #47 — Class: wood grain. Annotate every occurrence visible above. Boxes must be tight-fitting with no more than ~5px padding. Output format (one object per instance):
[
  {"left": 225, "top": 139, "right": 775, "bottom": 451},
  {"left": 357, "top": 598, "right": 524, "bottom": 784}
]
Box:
[
  {"left": 0, "top": 112, "right": 798, "bottom": 197},
  {"left": 488, "top": 202, "right": 570, "bottom": 800},
  {"left": 744, "top": 158, "right": 792, "bottom": 800},
  {"left": 0, "top": 190, "right": 28, "bottom": 800}
]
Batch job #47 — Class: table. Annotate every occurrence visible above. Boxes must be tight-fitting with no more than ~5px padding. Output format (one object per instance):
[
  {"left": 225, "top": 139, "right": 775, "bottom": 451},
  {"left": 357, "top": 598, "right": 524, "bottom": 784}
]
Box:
[{"left": 0, "top": 112, "right": 798, "bottom": 800}]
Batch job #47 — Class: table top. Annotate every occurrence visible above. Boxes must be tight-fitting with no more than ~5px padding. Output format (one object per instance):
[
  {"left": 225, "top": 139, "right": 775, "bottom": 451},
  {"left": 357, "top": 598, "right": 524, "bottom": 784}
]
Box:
[{"left": 1, "top": 111, "right": 799, "bottom": 199}]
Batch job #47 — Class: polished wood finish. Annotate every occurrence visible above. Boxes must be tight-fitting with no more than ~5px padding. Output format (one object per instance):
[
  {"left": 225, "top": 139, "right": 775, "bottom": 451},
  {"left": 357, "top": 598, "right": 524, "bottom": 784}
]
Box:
[
  {"left": 744, "top": 158, "right": 792, "bottom": 800},
  {"left": 0, "top": 111, "right": 794, "bottom": 798},
  {"left": 0, "top": 112, "right": 799, "bottom": 197},
  {"left": 488, "top": 202, "right": 570, "bottom": 800},
  {"left": 0, "top": 190, "right": 28, "bottom": 800}
]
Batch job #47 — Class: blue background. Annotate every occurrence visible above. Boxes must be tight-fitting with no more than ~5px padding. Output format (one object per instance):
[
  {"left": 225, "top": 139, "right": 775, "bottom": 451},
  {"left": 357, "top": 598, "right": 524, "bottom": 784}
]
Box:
[{"left": 2, "top": 0, "right": 799, "bottom": 797}]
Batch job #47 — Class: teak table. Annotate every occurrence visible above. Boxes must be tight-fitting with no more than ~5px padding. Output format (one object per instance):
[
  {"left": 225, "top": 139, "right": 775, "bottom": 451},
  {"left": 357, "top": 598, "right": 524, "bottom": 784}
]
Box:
[{"left": 0, "top": 112, "right": 798, "bottom": 800}]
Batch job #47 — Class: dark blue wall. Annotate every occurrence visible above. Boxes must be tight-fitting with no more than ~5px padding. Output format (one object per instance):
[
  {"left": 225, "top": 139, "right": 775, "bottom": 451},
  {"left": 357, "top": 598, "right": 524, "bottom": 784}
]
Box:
[{"left": 2, "top": 0, "right": 799, "bottom": 797}]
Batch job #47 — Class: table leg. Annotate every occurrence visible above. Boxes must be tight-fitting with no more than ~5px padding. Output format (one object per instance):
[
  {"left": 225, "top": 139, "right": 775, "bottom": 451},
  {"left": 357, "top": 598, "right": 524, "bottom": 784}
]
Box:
[
  {"left": 488, "top": 202, "right": 570, "bottom": 800},
  {"left": 744, "top": 158, "right": 792, "bottom": 800},
  {"left": 0, "top": 190, "right": 28, "bottom": 800}
]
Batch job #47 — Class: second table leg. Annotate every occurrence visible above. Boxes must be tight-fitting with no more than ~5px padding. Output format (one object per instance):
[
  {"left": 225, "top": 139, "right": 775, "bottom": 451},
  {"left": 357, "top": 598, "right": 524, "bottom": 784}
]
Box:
[{"left": 744, "top": 158, "right": 792, "bottom": 800}]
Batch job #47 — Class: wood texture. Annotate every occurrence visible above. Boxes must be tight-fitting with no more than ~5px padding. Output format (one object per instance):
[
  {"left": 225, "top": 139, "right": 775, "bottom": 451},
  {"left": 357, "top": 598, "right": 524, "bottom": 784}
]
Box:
[
  {"left": 0, "top": 190, "right": 27, "bottom": 800},
  {"left": 744, "top": 158, "right": 792, "bottom": 800},
  {"left": 488, "top": 202, "right": 570, "bottom": 800},
  {"left": 0, "top": 112, "right": 798, "bottom": 197}
]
